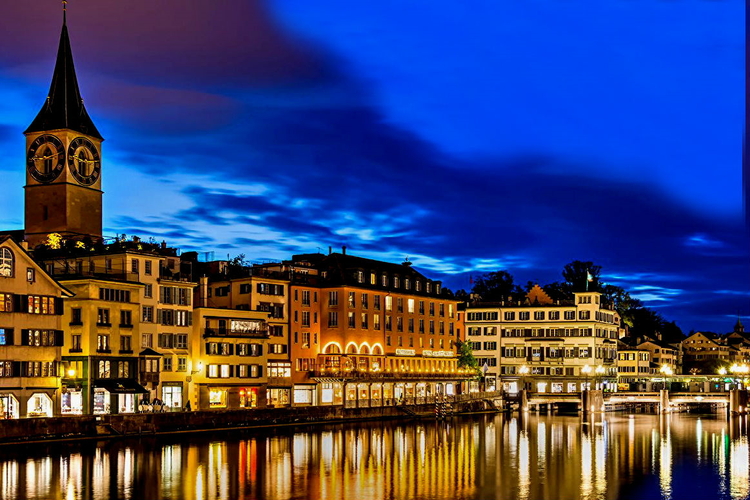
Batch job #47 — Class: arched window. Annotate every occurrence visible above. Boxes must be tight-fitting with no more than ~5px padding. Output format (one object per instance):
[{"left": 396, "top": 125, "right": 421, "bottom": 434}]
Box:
[
  {"left": 0, "top": 248, "right": 13, "bottom": 278},
  {"left": 372, "top": 344, "right": 383, "bottom": 355},
  {"left": 360, "top": 344, "right": 370, "bottom": 355},
  {"left": 346, "top": 343, "right": 358, "bottom": 354},
  {"left": 323, "top": 343, "right": 341, "bottom": 354}
]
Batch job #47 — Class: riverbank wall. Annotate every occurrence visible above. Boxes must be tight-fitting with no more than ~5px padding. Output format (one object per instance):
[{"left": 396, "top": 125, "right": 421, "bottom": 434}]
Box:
[{"left": 0, "top": 398, "right": 494, "bottom": 445}]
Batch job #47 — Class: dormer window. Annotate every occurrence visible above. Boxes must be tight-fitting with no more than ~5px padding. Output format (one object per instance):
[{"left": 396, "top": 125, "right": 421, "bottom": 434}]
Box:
[
  {"left": 426, "top": 282, "right": 432, "bottom": 294},
  {"left": 415, "top": 281, "right": 421, "bottom": 292},
  {"left": 393, "top": 276, "right": 400, "bottom": 288},
  {"left": 357, "top": 270, "right": 364, "bottom": 283},
  {"left": 404, "top": 278, "right": 410, "bottom": 290},
  {"left": 436, "top": 283, "right": 441, "bottom": 295},
  {"left": 381, "top": 274, "right": 388, "bottom": 287}
]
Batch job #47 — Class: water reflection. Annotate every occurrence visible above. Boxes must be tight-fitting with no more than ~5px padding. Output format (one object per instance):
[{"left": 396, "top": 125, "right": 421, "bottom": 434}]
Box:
[{"left": 0, "top": 414, "right": 748, "bottom": 500}]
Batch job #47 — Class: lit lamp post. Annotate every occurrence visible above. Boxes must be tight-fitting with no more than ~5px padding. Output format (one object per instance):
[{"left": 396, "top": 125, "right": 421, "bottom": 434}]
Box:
[
  {"left": 518, "top": 365, "right": 530, "bottom": 393},
  {"left": 660, "top": 364, "right": 673, "bottom": 391},
  {"left": 581, "top": 364, "right": 592, "bottom": 391},
  {"left": 729, "top": 363, "right": 749, "bottom": 389},
  {"left": 595, "top": 364, "right": 605, "bottom": 390}
]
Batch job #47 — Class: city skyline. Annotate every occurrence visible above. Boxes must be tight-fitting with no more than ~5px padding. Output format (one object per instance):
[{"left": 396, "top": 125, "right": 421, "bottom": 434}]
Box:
[{"left": 0, "top": 1, "right": 746, "bottom": 334}]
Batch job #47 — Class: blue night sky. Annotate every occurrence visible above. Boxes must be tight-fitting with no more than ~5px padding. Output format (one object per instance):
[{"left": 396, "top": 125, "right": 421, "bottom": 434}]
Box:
[{"left": 0, "top": 1, "right": 746, "bottom": 334}]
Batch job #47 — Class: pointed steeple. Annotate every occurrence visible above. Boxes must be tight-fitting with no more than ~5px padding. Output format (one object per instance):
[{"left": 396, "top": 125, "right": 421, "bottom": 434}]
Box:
[{"left": 25, "top": 11, "right": 102, "bottom": 140}]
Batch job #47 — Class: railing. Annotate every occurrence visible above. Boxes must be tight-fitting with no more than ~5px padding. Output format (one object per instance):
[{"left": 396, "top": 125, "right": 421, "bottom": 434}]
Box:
[
  {"left": 202, "top": 328, "right": 269, "bottom": 338},
  {"left": 340, "top": 391, "right": 503, "bottom": 409}
]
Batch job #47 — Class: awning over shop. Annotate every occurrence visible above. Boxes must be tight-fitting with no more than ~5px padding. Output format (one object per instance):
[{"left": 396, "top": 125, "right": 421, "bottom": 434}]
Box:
[{"left": 94, "top": 379, "right": 149, "bottom": 394}]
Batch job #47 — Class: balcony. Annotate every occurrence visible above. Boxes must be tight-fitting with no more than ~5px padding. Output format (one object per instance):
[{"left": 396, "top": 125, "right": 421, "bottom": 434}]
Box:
[
  {"left": 202, "top": 328, "right": 269, "bottom": 339},
  {"left": 310, "top": 368, "right": 469, "bottom": 381},
  {"left": 140, "top": 372, "right": 160, "bottom": 384}
]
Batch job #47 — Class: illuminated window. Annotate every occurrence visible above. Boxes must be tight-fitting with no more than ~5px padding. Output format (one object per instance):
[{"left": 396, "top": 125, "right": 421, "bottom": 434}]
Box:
[{"left": 0, "top": 248, "right": 13, "bottom": 277}]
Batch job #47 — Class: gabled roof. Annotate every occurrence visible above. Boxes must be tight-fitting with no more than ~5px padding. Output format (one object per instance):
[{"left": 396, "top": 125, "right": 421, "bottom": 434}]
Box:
[
  {"left": 24, "top": 17, "right": 102, "bottom": 140},
  {"left": 0, "top": 235, "right": 74, "bottom": 297}
]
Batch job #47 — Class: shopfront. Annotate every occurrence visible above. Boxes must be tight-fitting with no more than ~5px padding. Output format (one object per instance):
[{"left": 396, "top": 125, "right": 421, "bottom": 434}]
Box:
[
  {"left": 292, "top": 385, "right": 316, "bottom": 406},
  {"left": 27, "top": 393, "right": 53, "bottom": 417},
  {"left": 240, "top": 387, "right": 259, "bottom": 408},
  {"left": 162, "top": 384, "right": 183, "bottom": 411},
  {"left": 61, "top": 388, "right": 84, "bottom": 415},
  {"left": 93, "top": 380, "right": 148, "bottom": 414},
  {"left": 0, "top": 394, "right": 19, "bottom": 419}
]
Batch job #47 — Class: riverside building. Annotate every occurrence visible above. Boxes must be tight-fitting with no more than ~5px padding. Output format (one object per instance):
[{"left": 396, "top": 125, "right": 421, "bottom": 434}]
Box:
[{"left": 465, "top": 285, "right": 623, "bottom": 394}]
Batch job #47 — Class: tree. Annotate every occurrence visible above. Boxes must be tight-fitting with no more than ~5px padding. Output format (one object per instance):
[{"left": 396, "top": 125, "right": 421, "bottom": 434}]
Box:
[
  {"left": 453, "top": 289, "right": 470, "bottom": 302},
  {"left": 562, "top": 260, "right": 601, "bottom": 292},
  {"left": 471, "top": 271, "right": 521, "bottom": 302},
  {"left": 227, "top": 254, "right": 251, "bottom": 278},
  {"left": 455, "top": 340, "right": 480, "bottom": 374}
]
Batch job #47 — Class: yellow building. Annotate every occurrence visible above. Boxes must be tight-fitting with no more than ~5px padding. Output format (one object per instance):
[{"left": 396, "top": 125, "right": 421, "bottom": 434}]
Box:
[
  {"left": 39, "top": 242, "right": 196, "bottom": 412},
  {"left": 191, "top": 307, "right": 271, "bottom": 409},
  {"left": 0, "top": 236, "right": 72, "bottom": 418},
  {"left": 196, "top": 266, "right": 292, "bottom": 407},
  {"left": 58, "top": 277, "right": 144, "bottom": 414},
  {"left": 465, "top": 286, "right": 623, "bottom": 393},
  {"left": 616, "top": 343, "right": 652, "bottom": 384}
]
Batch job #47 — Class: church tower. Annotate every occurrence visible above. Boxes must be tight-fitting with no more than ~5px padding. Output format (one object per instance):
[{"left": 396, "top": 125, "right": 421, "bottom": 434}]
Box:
[{"left": 24, "top": 8, "right": 103, "bottom": 247}]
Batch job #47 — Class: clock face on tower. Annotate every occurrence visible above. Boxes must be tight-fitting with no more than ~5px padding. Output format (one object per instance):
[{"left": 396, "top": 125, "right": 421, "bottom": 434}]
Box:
[
  {"left": 27, "top": 134, "right": 65, "bottom": 183},
  {"left": 67, "top": 136, "right": 101, "bottom": 186}
]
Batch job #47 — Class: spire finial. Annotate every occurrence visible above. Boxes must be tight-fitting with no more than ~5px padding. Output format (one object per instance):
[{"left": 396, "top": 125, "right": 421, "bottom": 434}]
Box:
[{"left": 62, "top": 0, "right": 67, "bottom": 24}]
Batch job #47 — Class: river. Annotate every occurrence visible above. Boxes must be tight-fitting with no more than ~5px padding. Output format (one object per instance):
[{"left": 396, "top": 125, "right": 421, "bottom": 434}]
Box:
[{"left": 0, "top": 412, "right": 748, "bottom": 500}]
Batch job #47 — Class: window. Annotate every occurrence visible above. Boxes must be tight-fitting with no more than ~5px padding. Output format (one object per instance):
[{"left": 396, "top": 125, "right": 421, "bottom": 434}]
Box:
[
  {"left": 142, "top": 306, "right": 153, "bottom": 323},
  {"left": 97, "top": 308, "right": 110, "bottom": 326},
  {"left": 579, "top": 310, "right": 591, "bottom": 320},
  {"left": 361, "top": 293, "right": 368, "bottom": 309},
  {"left": 257, "top": 283, "right": 284, "bottom": 296},
  {"left": 549, "top": 311, "right": 560, "bottom": 320},
  {"left": 71, "top": 334, "right": 81, "bottom": 351},
  {"left": 385, "top": 296, "right": 392, "bottom": 312},
  {"left": 27, "top": 296, "right": 56, "bottom": 315},
  {"left": 348, "top": 311, "right": 356, "bottom": 328},
  {"left": 98, "top": 360, "right": 111, "bottom": 378},
  {"left": 519, "top": 311, "right": 530, "bottom": 320},
  {"left": 408, "top": 318, "right": 414, "bottom": 332},
  {"left": 0, "top": 248, "right": 13, "bottom": 277},
  {"left": 267, "top": 362, "right": 291, "bottom": 378},
  {"left": 97, "top": 334, "right": 110, "bottom": 352},
  {"left": 70, "top": 308, "right": 82, "bottom": 325},
  {"left": 177, "top": 357, "right": 187, "bottom": 371},
  {"left": 99, "top": 288, "right": 131, "bottom": 303},
  {"left": 120, "top": 335, "right": 132, "bottom": 352},
  {"left": 419, "top": 319, "right": 425, "bottom": 333},
  {"left": 175, "top": 334, "right": 188, "bottom": 349},
  {"left": 429, "top": 303, "right": 435, "bottom": 316},
  {"left": 374, "top": 295, "right": 381, "bottom": 310},
  {"left": 328, "top": 312, "right": 338, "bottom": 327},
  {"left": 141, "top": 334, "right": 153, "bottom": 348},
  {"left": 361, "top": 313, "right": 369, "bottom": 329},
  {"left": 329, "top": 291, "right": 339, "bottom": 306},
  {"left": 26, "top": 268, "right": 35, "bottom": 283},
  {"left": 374, "top": 314, "right": 381, "bottom": 330},
  {"left": 396, "top": 317, "right": 403, "bottom": 332},
  {"left": 357, "top": 270, "right": 364, "bottom": 283},
  {"left": 302, "top": 290, "right": 310, "bottom": 305},
  {"left": 163, "top": 357, "right": 173, "bottom": 372},
  {"left": 419, "top": 301, "right": 425, "bottom": 314},
  {"left": 215, "top": 286, "right": 229, "bottom": 297},
  {"left": 144, "top": 284, "right": 153, "bottom": 298},
  {"left": 302, "top": 332, "right": 310, "bottom": 348},
  {"left": 131, "top": 259, "right": 139, "bottom": 274},
  {"left": 564, "top": 311, "right": 576, "bottom": 320},
  {"left": 534, "top": 311, "right": 545, "bottom": 320},
  {"left": 504, "top": 311, "right": 515, "bottom": 321},
  {"left": 302, "top": 311, "right": 310, "bottom": 327},
  {"left": 348, "top": 292, "right": 356, "bottom": 307},
  {"left": 145, "top": 260, "right": 152, "bottom": 275},
  {"left": 120, "top": 310, "right": 132, "bottom": 327},
  {"left": 175, "top": 310, "right": 192, "bottom": 327},
  {"left": 407, "top": 299, "right": 415, "bottom": 313},
  {"left": 0, "top": 329, "right": 8, "bottom": 345},
  {"left": 160, "top": 309, "right": 174, "bottom": 326},
  {"left": 385, "top": 316, "right": 392, "bottom": 331}
]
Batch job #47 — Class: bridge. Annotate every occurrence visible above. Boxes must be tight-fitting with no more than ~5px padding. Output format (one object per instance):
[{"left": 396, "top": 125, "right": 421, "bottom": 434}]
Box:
[{"left": 508, "top": 375, "right": 749, "bottom": 416}]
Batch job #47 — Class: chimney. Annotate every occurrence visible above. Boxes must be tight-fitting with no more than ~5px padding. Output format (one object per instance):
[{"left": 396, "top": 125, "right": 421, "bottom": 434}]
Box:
[
  {"left": 199, "top": 276, "right": 209, "bottom": 308},
  {"left": 342, "top": 245, "right": 347, "bottom": 255}
]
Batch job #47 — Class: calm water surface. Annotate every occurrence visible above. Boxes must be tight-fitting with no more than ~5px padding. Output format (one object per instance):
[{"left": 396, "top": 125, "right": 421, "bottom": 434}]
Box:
[{"left": 0, "top": 413, "right": 748, "bottom": 500}]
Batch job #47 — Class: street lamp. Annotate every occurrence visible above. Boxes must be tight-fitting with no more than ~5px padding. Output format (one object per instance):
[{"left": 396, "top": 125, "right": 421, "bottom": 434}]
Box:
[
  {"left": 581, "top": 364, "right": 592, "bottom": 391},
  {"left": 595, "top": 364, "right": 605, "bottom": 390},
  {"left": 519, "top": 365, "right": 530, "bottom": 392},
  {"left": 67, "top": 368, "right": 76, "bottom": 378},
  {"left": 660, "top": 364, "right": 673, "bottom": 391}
]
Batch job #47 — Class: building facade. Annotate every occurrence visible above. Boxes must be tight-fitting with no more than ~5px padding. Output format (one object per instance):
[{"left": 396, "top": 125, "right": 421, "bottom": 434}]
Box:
[
  {"left": 465, "top": 286, "right": 623, "bottom": 394},
  {"left": 0, "top": 237, "right": 71, "bottom": 418}
]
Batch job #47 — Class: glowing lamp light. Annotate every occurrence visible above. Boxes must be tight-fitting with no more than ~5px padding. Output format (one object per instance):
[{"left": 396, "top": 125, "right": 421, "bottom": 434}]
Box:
[
  {"left": 519, "top": 365, "right": 530, "bottom": 375},
  {"left": 595, "top": 365, "right": 605, "bottom": 375},
  {"left": 718, "top": 367, "right": 728, "bottom": 376},
  {"left": 659, "top": 364, "right": 673, "bottom": 376},
  {"left": 67, "top": 368, "right": 76, "bottom": 378},
  {"left": 581, "top": 365, "right": 592, "bottom": 375}
]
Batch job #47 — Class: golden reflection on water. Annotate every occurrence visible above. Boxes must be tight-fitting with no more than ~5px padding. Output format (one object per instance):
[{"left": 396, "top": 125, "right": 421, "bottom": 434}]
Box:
[{"left": 1, "top": 414, "right": 749, "bottom": 500}]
